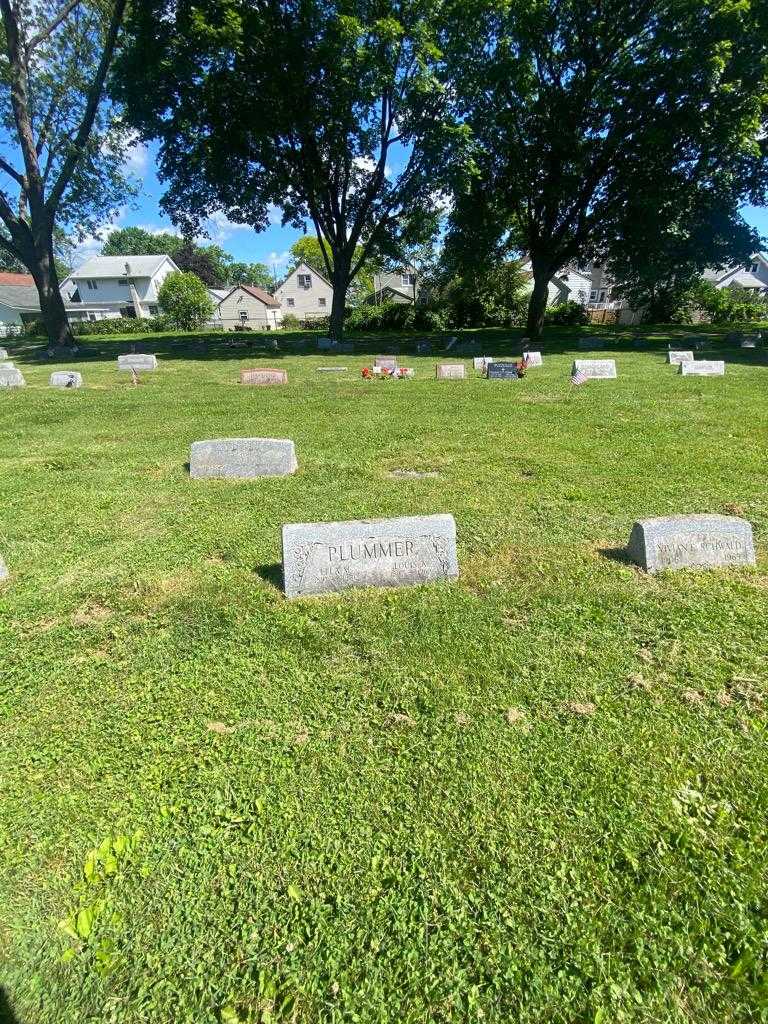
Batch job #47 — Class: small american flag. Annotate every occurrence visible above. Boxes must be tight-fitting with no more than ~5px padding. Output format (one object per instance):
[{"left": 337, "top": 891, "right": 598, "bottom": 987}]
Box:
[{"left": 570, "top": 367, "right": 589, "bottom": 386}]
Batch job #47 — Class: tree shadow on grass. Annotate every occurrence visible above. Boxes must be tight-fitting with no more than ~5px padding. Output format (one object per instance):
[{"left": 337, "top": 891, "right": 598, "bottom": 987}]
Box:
[
  {"left": 0, "top": 988, "right": 20, "bottom": 1024},
  {"left": 254, "top": 563, "right": 283, "bottom": 591},
  {"left": 597, "top": 545, "right": 635, "bottom": 567}
]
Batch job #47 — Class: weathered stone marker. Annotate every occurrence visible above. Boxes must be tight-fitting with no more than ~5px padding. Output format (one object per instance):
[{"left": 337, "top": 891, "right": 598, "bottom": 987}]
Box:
[
  {"left": 317, "top": 338, "right": 335, "bottom": 351},
  {"left": 240, "top": 367, "right": 288, "bottom": 385},
  {"left": 741, "top": 337, "right": 758, "bottom": 349},
  {"left": 0, "top": 347, "right": 8, "bottom": 359},
  {"left": 627, "top": 515, "right": 755, "bottom": 573},
  {"left": 435, "top": 363, "right": 466, "bottom": 379},
  {"left": 572, "top": 359, "right": 617, "bottom": 379},
  {"left": 578, "top": 337, "right": 604, "bottom": 350},
  {"left": 50, "top": 371, "right": 83, "bottom": 388},
  {"left": 679, "top": 360, "right": 724, "bottom": 376},
  {"left": 316, "top": 366, "right": 348, "bottom": 372},
  {"left": 374, "top": 355, "right": 398, "bottom": 370},
  {"left": 0, "top": 554, "right": 7, "bottom": 580},
  {"left": 118, "top": 354, "right": 157, "bottom": 371},
  {"left": 523, "top": 351, "right": 543, "bottom": 366},
  {"left": 416, "top": 340, "right": 431, "bottom": 354},
  {"left": 282, "top": 513, "right": 458, "bottom": 598},
  {"left": 667, "top": 350, "right": 694, "bottom": 365},
  {"left": 487, "top": 361, "right": 519, "bottom": 380},
  {"left": 0, "top": 366, "right": 25, "bottom": 387},
  {"left": 473, "top": 356, "right": 494, "bottom": 371},
  {"left": 190, "top": 438, "right": 297, "bottom": 479}
]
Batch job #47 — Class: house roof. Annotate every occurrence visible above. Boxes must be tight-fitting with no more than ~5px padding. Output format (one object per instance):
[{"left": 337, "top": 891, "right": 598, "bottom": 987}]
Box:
[
  {"left": 0, "top": 272, "right": 34, "bottom": 287},
  {"left": 70, "top": 254, "right": 175, "bottom": 279},
  {"left": 279, "top": 261, "right": 333, "bottom": 290},
  {"left": 221, "top": 284, "right": 281, "bottom": 309},
  {"left": 0, "top": 283, "right": 40, "bottom": 311}
]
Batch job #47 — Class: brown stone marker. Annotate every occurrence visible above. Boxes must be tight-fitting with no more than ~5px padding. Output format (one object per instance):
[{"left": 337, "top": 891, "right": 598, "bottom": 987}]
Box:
[{"left": 240, "top": 368, "right": 288, "bottom": 385}]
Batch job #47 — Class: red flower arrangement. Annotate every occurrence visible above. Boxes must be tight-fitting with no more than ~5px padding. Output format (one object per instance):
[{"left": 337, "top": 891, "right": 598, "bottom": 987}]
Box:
[{"left": 362, "top": 367, "right": 373, "bottom": 379}]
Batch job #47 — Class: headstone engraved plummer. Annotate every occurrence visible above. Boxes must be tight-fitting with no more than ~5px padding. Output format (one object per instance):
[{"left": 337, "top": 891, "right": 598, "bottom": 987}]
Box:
[
  {"left": 627, "top": 515, "right": 755, "bottom": 573},
  {"left": 240, "top": 368, "right": 288, "bottom": 385},
  {"left": 435, "top": 363, "right": 466, "bottom": 379},
  {"left": 571, "top": 359, "right": 617, "bottom": 379},
  {"left": 190, "top": 438, "right": 297, "bottom": 479},
  {"left": 679, "top": 360, "right": 724, "bottom": 376},
  {"left": 50, "top": 371, "right": 83, "bottom": 388},
  {"left": 487, "top": 361, "right": 519, "bottom": 380},
  {"left": 667, "top": 350, "right": 694, "bottom": 365},
  {"left": 0, "top": 366, "right": 25, "bottom": 387},
  {"left": 282, "top": 514, "right": 458, "bottom": 598}
]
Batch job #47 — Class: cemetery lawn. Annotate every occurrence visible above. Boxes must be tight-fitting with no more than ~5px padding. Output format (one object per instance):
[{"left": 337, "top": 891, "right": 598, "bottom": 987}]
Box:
[{"left": 1, "top": 327, "right": 767, "bottom": 1024}]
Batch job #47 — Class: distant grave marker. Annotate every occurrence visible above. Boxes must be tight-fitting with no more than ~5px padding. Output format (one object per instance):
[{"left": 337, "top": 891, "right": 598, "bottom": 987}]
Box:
[
  {"left": 487, "top": 361, "right": 519, "bottom": 380},
  {"left": 0, "top": 348, "right": 8, "bottom": 359},
  {"left": 316, "top": 366, "right": 348, "bottom": 372},
  {"left": 374, "top": 355, "right": 398, "bottom": 370},
  {"left": 741, "top": 336, "right": 758, "bottom": 348},
  {"left": 282, "top": 513, "right": 458, "bottom": 598},
  {"left": 317, "top": 338, "right": 335, "bottom": 351},
  {"left": 190, "top": 438, "right": 297, "bottom": 479},
  {"left": 416, "top": 341, "right": 431, "bottom": 354},
  {"left": 240, "top": 367, "right": 288, "bottom": 385},
  {"left": 50, "top": 371, "right": 83, "bottom": 388},
  {"left": 667, "top": 350, "right": 694, "bottom": 365},
  {"left": 578, "top": 337, "right": 604, "bottom": 350},
  {"left": 473, "top": 356, "right": 494, "bottom": 371},
  {"left": 523, "top": 351, "right": 543, "bottom": 366},
  {"left": 118, "top": 354, "right": 157, "bottom": 372},
  {"left": 435, "top": 363, "right": 466, "bottom": 379},
  {"left": 627, "top": 515, "right": 755, "bottom": 573},
  {"left": 0, "top": 366, "right": 25, "bottom": 387},
  {"left": 0, "top": 554, "right": 7, "bottom": 580},
  {"left": 679, "top": 360, "right": 724, "bottom": 376},
  {"left": 571, "top": 359, "right": 617, "bottom": 379}
]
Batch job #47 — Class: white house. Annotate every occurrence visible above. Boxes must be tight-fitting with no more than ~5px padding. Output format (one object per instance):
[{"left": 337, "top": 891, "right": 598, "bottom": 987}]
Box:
[
  {"left": 213, "top": 284, "right": 283, "bottom": 329},
  {"left": 0, "top": 272, "right": 40, "bottom": 332},
  {"left": 60, "top": 254, "right": 180, "bottom": 321},
  {"left": 370, "top": 267, "right": 420, "bottom": 304},
  {"left": 274, "top": 261, "right": 333, "bottom": 320},
  {"left": 703, "top": 252, "right": 768, "bottom": 294},
  {"left": 521, "top": 261, "right": 591, "bottom": 306}
]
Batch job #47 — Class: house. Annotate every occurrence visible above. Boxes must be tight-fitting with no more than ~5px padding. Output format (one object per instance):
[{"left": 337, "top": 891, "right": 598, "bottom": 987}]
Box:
[
  {"left": 703, "top": 253, "right": 768, "bottom": 294},
  {"left": 60, "top": 254, "right": 180, "bottom": 321},
  {"left": 213, "top": 284, "right": 283, "bottom": 329},
  {"left": 273, "top": 262, "right": 333, "bottom": 320},
  {"left": 520, "top": 261, "right": 591, "bottom": 306},
  {"left": 0, "top": 272, "right": 40, "bottom": 332},
  {"left": 369, "top": 267, "right": 420, "bottom": 304}
]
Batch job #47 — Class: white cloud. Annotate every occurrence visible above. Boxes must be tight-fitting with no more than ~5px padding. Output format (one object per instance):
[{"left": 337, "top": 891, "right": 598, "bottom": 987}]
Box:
[
  {"left": 203, "top": 210, "right": 254, "bottom": 242},
  {"left": 268, "top": 250, "right": 292, "bottom": 267},
  {"left": 267, "top": 204, "right": 284, "bottom": 226},
  {"left": 124, "top": 140, "right": 148, "bottom": 176}
]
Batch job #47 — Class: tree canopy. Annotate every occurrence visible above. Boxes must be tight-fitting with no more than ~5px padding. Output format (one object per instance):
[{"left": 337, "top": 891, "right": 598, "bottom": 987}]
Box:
[
  {"left": 158, "top": 270, "right": 214, "bottom": 330},
  {"left": 113, "top": 0, "right": 461, "bottom": 337}
]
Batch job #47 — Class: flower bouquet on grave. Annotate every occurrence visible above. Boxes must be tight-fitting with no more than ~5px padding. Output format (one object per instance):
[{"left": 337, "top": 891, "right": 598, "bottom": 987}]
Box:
[
  {"left": 516, "top": 356, "right": 530, "bottom": 378},
  {"left": 362, "top": 367, "right": 373, "bottom": 379},
  {"left": 395, "top": 367, "right": 414, "bottom": 378}
]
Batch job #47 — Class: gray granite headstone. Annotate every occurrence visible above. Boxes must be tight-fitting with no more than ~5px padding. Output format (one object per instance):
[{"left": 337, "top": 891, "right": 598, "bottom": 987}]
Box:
[
  {"left": 741, "top": 338, "right": 758, "bottom": 349},
  {"left": 0, "top": 554, "right": 7, "bottom": 580},
  {"left": 627, "top": 515, "right": 755, "bottom": 573},
  {"left": 0, "top": 348, "right": 8, "bottom": 359},
  {"left": 316, "top": 366, "right": 348, "bottom": 372},
  {"left": 487, "top": 361, "right": 519, "bottom": 379},
  {"left": 572, "top": 359, "right": 617, "bottom": 379},
  {"left": 374, "top": 355, "right": 398, "bottom": 370},
  {"left": 473, "top": 356, "right": 494, "bottom": 371},
  {"left": 50, "top": 371, "right": 83, "bottom": 388},
  {"left": 240, "top": 367, "right": 287, "bottom": 385},
  {"left": 667, "top": 350, "right": 694, "bottom": 364},
  {"left": 0, "top": 366, "right": 25, "bottom": 387},
  {"left": 679, "top": 360, "right": 724, "bottom": 376},
  {"left": 436, "top": 363, "right": 466, "bottom": 379},
  {"left": 190, "top": 438, "right": 297, "bottom": 479},
  {"left": 0, "top": 362, "right": 15, "bottom": 368},
  {"left": 118, "top": 354, "right": 157, "bottom": 371},
  {"left": 578, "top": 337, "right": 604, "bottom": 350},
  {"left": 523, "top": 351, "right": 543, "bottom": 366},
  {"left": 282, "top": 513, "right": 458, "bottom": 597}
]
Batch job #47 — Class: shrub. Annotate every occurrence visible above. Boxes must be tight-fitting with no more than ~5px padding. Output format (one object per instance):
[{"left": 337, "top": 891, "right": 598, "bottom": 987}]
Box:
[
  {"left": 68, "top": 315, "right": 173, "bottom": 337},
  {"left": 302, "top": 314, "right": 330, "bottom": 331},
  {"left": 158, "top": 270, "right": 214, "bottom": 330},
  {"left": 345, "top": 301, "right": 415, "bottom": 332},
  {"left": 545, "top": 300, "right": 589, "bottom": 326},
  {"left": 280, "top": 313, "right": 300, "bottom": 329},
  {"left": 24, "top": 319, "right": 46, "bottom": 337}
]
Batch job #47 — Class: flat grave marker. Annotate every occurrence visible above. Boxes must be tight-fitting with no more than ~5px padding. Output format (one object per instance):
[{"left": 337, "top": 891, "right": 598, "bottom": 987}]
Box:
[
  {"left": 571, "top": 359, "right": 617, "bottom": 379},
  {"left": 0, "top": 366, "right": 25, "bottom": 387},
  {"left": 523, "top": 351, "right": 543, "bottom": 366},
  {"left": 578, "top": 337, "right": 604, "bottom": 350},
  {"left": 741, "top": 337, "right": 758, "bottom": 349},
  {"left": 190, "top": 438, "right": 297, "bottom": 479},
  {"left": 50, "top": 371, "right": 83, "bottom": 388},
  {"left": 316, "top": 367, "right": 348, "bottom": 373},
  {"left": 282, "top": 513, "right": 458, "bottom": 598},
  {"left": 487, "top": 361, "right": 520, "bottom": 380},
  {"left": 240, "top": 367, "right": 288, "bottom": 385},
  {"left": 0, "top": 348, "right": 8, "bottom": 359},
  {"left": 667, "top": 350, "right": 694, "bottom": 365},
  {"left": 435, "top": 363, "right": 466, "bottom": 379},
  {"left": 374, "top": 355, "right": 398, "bottom": 370},
  {"left": 473, "top": 356, "right": 494, "bottom": 371},
  {"left": 0, "top": 554, "right": 7, "bottom": 580},
  {"left": 679, "top": 360, "right": 724, "bottom": 376},
  {"left": 118, "top": 354, "right": 157, "bottom": 372},
  {"left": 627, "top": 515, "right": 755, "bottom": 573}
]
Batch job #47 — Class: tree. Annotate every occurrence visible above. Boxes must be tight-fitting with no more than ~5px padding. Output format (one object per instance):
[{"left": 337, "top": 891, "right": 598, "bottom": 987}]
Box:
[
  {"left": 226, "top": 261, "right": 274, "bottom": 290},
  {"left": 172, "top": 239, "right": 224, "bottom": 286},
  {"left": 0, "top": 0, "right": 133, "bottom": 346},
  {"left": 157, "top": 270, "right": 214, "bottom": 330},
  {"left": 113, "top": 0, "right": 460, "bottom": 339},
  {"left": 287, "top": 236, "right": 378, "bottom": 301},
  {"left": 445, "top": 0, "right": 768, "bottom": 340},
  {"left": 102, "top": 226, "right": 184, "bottom": 257}
]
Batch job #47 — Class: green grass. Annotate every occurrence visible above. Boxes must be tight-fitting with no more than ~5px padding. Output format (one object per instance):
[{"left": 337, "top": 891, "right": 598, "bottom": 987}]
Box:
[{"left": 1, "top": 325, "right": 766, "bottom": 1024}]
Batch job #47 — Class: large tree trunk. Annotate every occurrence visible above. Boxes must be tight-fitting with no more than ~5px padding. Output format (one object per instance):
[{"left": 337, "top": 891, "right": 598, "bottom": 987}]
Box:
[
  {"left": 31, "top": 223, "right": 72, "bottom": 348},
  {"left": 526, "top": 267, "right": 551, "bottom": 341},
  {"left": 329, "top": 258, "right": 350, "bottom": 341}
]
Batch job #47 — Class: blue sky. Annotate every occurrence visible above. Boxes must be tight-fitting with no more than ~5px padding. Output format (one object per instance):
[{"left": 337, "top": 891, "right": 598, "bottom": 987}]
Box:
[{"left": 76, "top": 138, "right": 768, "bottom": 269}]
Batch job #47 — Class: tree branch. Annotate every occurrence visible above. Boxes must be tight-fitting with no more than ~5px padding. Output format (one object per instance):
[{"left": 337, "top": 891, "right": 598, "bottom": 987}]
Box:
[{"left": 27, "top": 0, "right": 83, "bottom": 52}]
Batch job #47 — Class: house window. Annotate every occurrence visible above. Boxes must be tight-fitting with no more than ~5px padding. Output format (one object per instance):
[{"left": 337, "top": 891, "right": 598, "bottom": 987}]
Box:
[
  {"left": 239, "top": 310, "right": 249, "bottom": 321},
  {"left": 401, "top": 273, "right": 416, "bottom": 286},
  {"left": 589, "top": 290, "right": 597, "bottom": 301},
  {"left": 148, "top": 305, "right": 158, "bottom": 315},
  {"left": 118, "top": 278, "right": 129, "bottom": 287},
  {"left": 297, "top": 273, "right": 312, "bottom": 289},
  {"left": 318, "top": 297, "right": 326, "bottom": 307},
  {"left": 286, "top": 297, "right": 295, "bottom": 307},
  {"left": 747, "top": 263, "right": 759, "bottom": 274},
  {"left": 87, "top": 312, "right": 98, "bottom": 322},
  {"left": 86, "top": 279, "right": 97, "bottom": 290}
]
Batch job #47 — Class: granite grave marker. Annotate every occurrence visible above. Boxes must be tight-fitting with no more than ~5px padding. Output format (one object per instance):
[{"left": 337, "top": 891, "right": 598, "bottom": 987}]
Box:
[
  {"left": 118, "top": 354, "right": 157, "bottom": 371},
  {"left": 240, "top": 367, "right": 288, "bottom": 385},
  {"left": 0, "top": 366, "right": 25, "bottom": 387},
  {"left": 679, "top": 360, "right": 724, "bottom": 376},
  {"left": 190, "top": 438, "right": 297, "bottom": 479},
  {"left": 523, "top": 351, "right": 543, "bottom": 366},
  {"left": 50, "top": 371, "right": 83, "bottom": 388},
  {"left": 667, "top": 350, "right": 694, "bottom": 365},
  {"left": 435, "top": 363, "right": 466, "bottom": 379},
  {"left": 571, "top": 359, "right": 617, "bottom": 379},
  {"left": 487, "top": 361, "right": 519, "bottom": 380},
  {"left": 627, "top": 515, "right": 755, "bottom": 573}
]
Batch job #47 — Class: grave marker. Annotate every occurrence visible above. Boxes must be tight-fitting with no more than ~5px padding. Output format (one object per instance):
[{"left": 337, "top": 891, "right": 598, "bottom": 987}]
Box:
[
  {"left": 0, "top": 348, "right": 8, "bottom": 359},
  {"left": 571, "top": 359, "right": 617, "bottom": 379},
  {"left": 473, "top": 356, "right": 494, "bottom": 371},
  {"left": 741, "top": 337, "right": 758, "bottom": 348},
  {"left": 627, "top": 515, "right": 755, "bottom": 573},
  {"left": 487, "top": 361, "right": 519, "bottom": 380},
  {"left": 0, "top": 366, "right": 25, "bottom": 387},
  {"left": 118, "top": 354, "right": 157, "bottom": 371},
  {"left": 282, "top": 513, "right": 458, "bottom": 598},
  {"left": 190, "top": 438, "right": 297, "bottom": 479},
  {"left": 523, "top": 351, "right": 543, "bottom": 366},
  {"left": 316, "top": 367, "right": 348, "bottom": 372},
  {"left": 0, "top": 554, "right": 7, "bottom": 580},
  {"left": 679, "top": 360, "right": 724, "bottom": 376},
  {"left": 50, "top": 371, "right": 83, "bottom": 388},
  {"left": 416, "top": 341, "right": 431, "bottom": 354},
  {"left": 578, "top": 337, "right": 604, "bottom": 350},
  {"left": 435, "top": 363, "right": 466, "bottom": 379},
  {"left": 374, "top": 355, "right": 398, "bottom": 370},
  {"left": 317, "top": 338, "right": 335, "bottom": 351},
  {"left": 667, "top": 350, "right": 694, "bottom": 365},
  {"left": 240, "top": 367, "right": 288, "bottom": 385}
]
